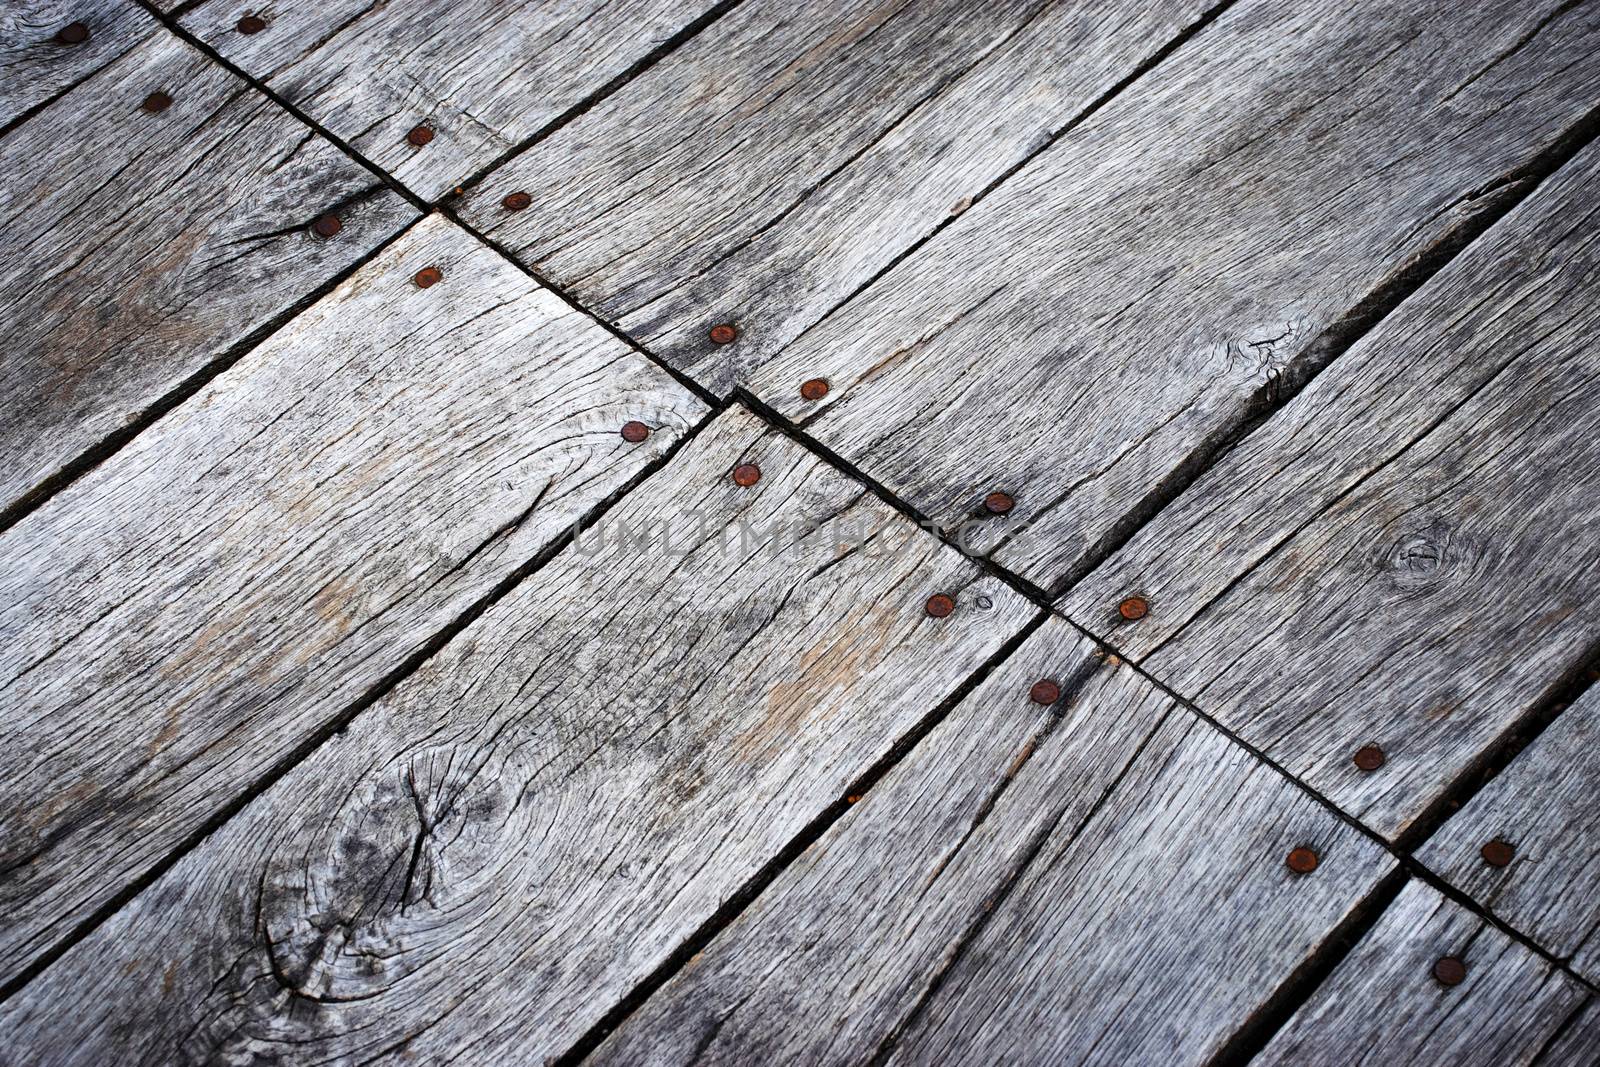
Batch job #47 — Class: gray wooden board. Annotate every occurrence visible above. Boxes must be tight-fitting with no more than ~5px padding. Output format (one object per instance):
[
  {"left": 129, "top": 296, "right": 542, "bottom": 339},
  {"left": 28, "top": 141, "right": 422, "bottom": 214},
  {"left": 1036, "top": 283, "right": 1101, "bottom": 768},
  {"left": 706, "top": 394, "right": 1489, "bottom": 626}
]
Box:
[
  {"left": 588, "top": 615, "right": 1395, "bottom": 1066},
  {"left": 458, "top": 0, "right": 1219, "bottom": 393},
  {"left": 1256, "top": 880, "right": 1590, "bottom": 1067},
  {"left": 1419, "top": 679, "right": 1600, "bottom": 986},
  {"left": 741, "top": 0, "right": 1600, "bottom": 594},
  {"left": 1537, "top": 997, "right": 1600, "bottom": 1067},
  {"left": 178, "top": 0, "right": 725, "bottom": 201},
  {"left": 0, "top": 29, "right": 418, "bottom": 519},
  {"left": 1062, "top": 135, "right": 1600, "bottom": 842},
  {"left": 0, "top": 406, "right": 1036, "bottom": 1065},
  {"left": 0, "top": 212, "right": 707, "bottom": 990},
  {"left": 0, "top": 0, "right": 155, "bottom": 130}
]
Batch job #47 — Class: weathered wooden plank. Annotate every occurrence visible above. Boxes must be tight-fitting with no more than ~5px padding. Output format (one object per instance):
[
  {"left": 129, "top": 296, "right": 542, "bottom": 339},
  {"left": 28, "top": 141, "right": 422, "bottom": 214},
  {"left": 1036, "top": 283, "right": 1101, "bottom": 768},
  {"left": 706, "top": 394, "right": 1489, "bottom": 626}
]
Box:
[
  {"left": 0, "top": 0, "right": 155, "bottom": 130},
  {"left": 741, "top": 0, "right": 1600, "bottom": 593},
  {"left": 1537, "top": 998, "right": 1600, "bottom": 1066},
  {"left": 0, "top": 213, "right": 707, "bottom": 989},
  {"left": 1418, "top": 679, "right": 1600, "bottom": 986},
  {"left": 177, "top": 0, "right": 725, "bottom": 201},
  {"left": 0, "top": 407, "right": 1035, "bottom": 1064},
  {"left": 0, "top": 30, "right": 418, "bottom": 521},
  {"left": 1256, "top": 880, "right": 1590, "bottom": 1066},
  {"left": 1062, "top": 137, "right": 1600, "bottom": 841},
  {"left": 588, "top": 616, "right": 1394, "bottom": 1066},
  {"left": 460, "top": 0, "right": 1220, "bottom": 393}
]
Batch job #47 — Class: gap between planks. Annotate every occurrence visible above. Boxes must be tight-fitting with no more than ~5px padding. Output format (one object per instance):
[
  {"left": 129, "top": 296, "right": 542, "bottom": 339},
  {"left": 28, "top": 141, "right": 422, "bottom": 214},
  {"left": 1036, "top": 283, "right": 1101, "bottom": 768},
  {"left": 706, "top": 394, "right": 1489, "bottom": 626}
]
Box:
[
  {"left": 128, "top": 0, "right": 747, "bottom": 213},
  {"left": 8, "top": 0, "right": 1599, "bottom": 1045},
  {"left": 547, "top": 609, "right": 1055, "bottom": 1067},
  {"left": 0, "top": 211, "right": 421, "bottom": 539},
  {"left": 0, "top": 0, "right": 740, "bottom": 532},
  {"left": 453, "top": 162, "right": 1600, "bottom": 1046},
  {"left": 0, "top": 398, "right": 728, "bottom": 1006}
]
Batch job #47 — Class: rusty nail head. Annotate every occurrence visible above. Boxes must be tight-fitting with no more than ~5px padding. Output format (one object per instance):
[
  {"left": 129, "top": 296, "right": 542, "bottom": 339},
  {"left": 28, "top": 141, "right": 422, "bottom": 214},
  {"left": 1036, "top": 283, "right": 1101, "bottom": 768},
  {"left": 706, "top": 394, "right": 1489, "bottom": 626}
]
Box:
[
  {"left": 1433, "top": 956, "right": 1467, "bottom": 987},
  {"left": 800, "top": 377, "right": 830, "bottom": 402},
  {"left": 56, "top": 21, "right": 90, "bottom": 44},
  {"left": 709, "top": 323, "right": 739, "bottom": 345},
  {"left": 407, "top": 125, "right": 434, "bottom": 147},
  {"left": 503, "top": 191, "right": 532, "bottom": 211},
  {"left": 731, "top": 463, "right": 761, "bottom": 487},
  {"left": 1029, "top": 679, "right": 1061, "bottom": 705},
  {"left": 1118, "top": 595, "right": 1149, "bottom": 621},
  {"left": 141, "top": 91, "right": 173, "bottom": 113},
  {"left": 1353, "top": 744, "right": 1386, "bottom": 772},
  {"left": 1480, "top": 839, "right": 1515, "bottom": 868},
  {"left": 413, "top": 266, "right": 443, "bottom": 289},
  {"left": 236, "top": 14, "right": 267, "bottom": 34},
  {"left": 984, "top": 491, "right": 1015, "bottom": 515},
  {"left": 311, "top": 215, "right": 341, "bottom": 239},
  {"left": 1286, "top": 846, "right": 1319, "bottom": 874},
  {"left": 924, "top": 593, "right": 956, "bottom": 619},
  {"left": 620, "top": 421, "right": 650, "bottom": 444}
]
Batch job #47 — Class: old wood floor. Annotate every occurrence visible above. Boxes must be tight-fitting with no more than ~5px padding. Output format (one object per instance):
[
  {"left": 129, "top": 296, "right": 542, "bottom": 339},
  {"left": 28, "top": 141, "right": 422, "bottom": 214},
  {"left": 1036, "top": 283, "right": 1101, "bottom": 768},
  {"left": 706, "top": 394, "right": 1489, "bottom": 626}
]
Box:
[{"left": 2, "top": 0, "right": 1600, "bottom": 1063}]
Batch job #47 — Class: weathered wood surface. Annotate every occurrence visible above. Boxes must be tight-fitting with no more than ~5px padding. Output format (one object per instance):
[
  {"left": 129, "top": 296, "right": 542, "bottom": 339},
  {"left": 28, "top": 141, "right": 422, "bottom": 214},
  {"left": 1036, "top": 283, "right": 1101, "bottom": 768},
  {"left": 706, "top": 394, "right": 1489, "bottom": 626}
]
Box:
[
  {"left": 0, "top": 213, "right": 706, "bottom": 989},
  {"left": 1062, "top": 137, "right": 1600, "bottom": 842},
  {"left": 178, "top": 0, "right": 725, "bottom": 201},
  {"left": 0, "top": 407, "right": 1035, "bottom": 1065},
  {"left": 0, "top": 0, "right": 154, "bottom": 130},
  {"left": 1257, "top": 880, "right": 1591, "bottom": 1066},
  {"left": 460, "top": 0, "right": 1219, "bottom": 392},
  {"left": 589, "top": 615, "right": 1393, "bottom": 1065},
  {"left": 1536, "top": 997, "right": 1600, "bottom": 1066},
  {"left": 743, "top": 0, "right": 1600, "bottom": 593},
  {"left": 0, "top": 30, "right": 418, "bottom": 521},
  {"left": 1419, "top": 679, "right": 1600, "bottom": 986}
]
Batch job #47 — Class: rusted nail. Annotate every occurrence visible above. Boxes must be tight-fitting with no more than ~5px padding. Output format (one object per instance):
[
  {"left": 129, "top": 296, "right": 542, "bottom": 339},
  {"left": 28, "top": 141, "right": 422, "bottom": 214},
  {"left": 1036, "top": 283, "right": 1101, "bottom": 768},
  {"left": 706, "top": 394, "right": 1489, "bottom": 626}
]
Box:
[
  {"left": 311, "top": 215, "right": 342, "bottom": 239},
  {"left": 800, "top": 377, "right": 830, "bottom": 401},
  {"left": 1118, "top": 595, "right": 1149, "bottom": 621},
  {"left": 412, "top": 266, "right": 443, "bottom": 289},
  {"left": 983, "top": 492, "right": 1015, "bottom": 515},
  {"left": 1029, "top": 679, "right": 1061, "bottom": 705},
  {"left": 924, "top": 593, "right": 956, "bottom": 619},
  {"left": 1353, "top": 744, "right": 1385, "bottom": 772},
  {"left": 708, "top": 323, "right": 739, "bottom": 345},
  {"left": 1285, "top": 846, "right": 1319, "bottom": 874},
  {"left": 236, "top": 14, "right": 267, "bottom": 34},
  {"left": 1480, "top": 839, "right": 1515, "bottom": 868},
  {"left": 141, "top": 91, "right": 173, "bottom": 114},
  {"left": 56, "top": 22, "right": 90, "bottom": 45},
  {"left": 502, "top": 191, "right": 532, "bottom": 212},
  {"left": 731, "top": 463, "right": 761, "bottom": 487},
  {"left": 620, "top": 421, "right": 650, "bottom": 444},
  {"left": 1433, "top": 956, "right": 1467, "bottom": 987},
  {"left": 407, "top": 125, "right": 434, "bottom": 147}
]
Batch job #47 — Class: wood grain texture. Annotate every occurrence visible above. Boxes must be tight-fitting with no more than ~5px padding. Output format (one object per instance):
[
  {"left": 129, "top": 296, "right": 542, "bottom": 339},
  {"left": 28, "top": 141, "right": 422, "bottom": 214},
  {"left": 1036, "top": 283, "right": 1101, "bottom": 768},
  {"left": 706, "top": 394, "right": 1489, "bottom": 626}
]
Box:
[
  {"left": 1063, "top": 137, "right": 1600, "bottom": 842},
  {"left": 0, "top": 0, "right": 155, "bottom": 130},
  {"left": 0, "top": 407, "right": 1035, "bottom": 1065},
  {"left": 0, "top": 30, "right": 418, "bottom": 520},
  {"left": 178, "top": 0, "right": 724, "bottom": 201},
  {"left": 1257, "top": 880, "right": 1590, "bottom": 1067},
  {"left": 589, "top": 615, "right": 1394, "bottom": 1066},
  {"left": 459, "top": 0, "right": 1219, "bottom": 392},
  {"left": 746, "top": 0, "right": 1600, "bottom": 593},
  {"left": 1419, "top": 679, "right": 1600, "bottom": 986},
  {"left": 0, "top": 213, "right": 706, "bottom": 989},
  {"left": 1536, "top": 998, "right": 1600, "bottom": 1066}
]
